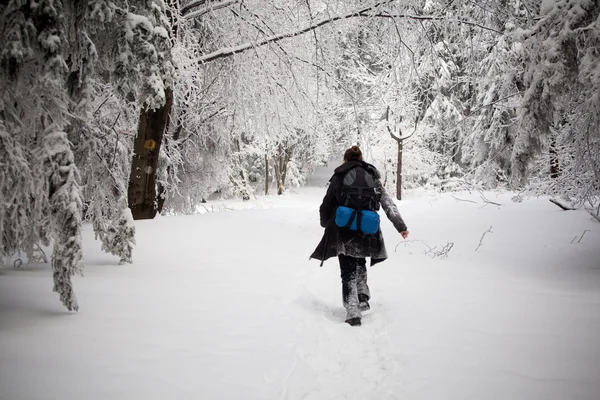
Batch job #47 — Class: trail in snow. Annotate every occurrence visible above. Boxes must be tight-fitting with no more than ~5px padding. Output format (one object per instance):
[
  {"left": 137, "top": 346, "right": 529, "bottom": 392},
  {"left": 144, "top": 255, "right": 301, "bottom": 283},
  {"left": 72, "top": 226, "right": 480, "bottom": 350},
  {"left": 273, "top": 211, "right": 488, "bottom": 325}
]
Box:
[{"left": 1, "top": 187, "right": 599, "bottom": 400}]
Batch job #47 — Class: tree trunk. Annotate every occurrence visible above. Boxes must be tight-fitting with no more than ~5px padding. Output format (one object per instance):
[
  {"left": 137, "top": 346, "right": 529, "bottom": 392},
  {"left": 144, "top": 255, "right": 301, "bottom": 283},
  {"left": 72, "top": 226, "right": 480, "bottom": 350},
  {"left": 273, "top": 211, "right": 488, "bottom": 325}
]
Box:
[
  {"left": 282, "top": 147, "right": 290, "bottom": 189},
  {"left": 274, "top": 144, "right": 289, "bottom": 195},
  {"left": 273, "top": 143, "right": 292, "bottom": 195},
  {"left": 240, "top": 169, "right": 250, "bottom": 201},
  {"left": 128, "top": 87, "right": 174, "bottom": 220},
  {"left": 550, "top": 137, "right": 560, "bottom": 179},
  {"left": 273, "top": 154, "right": 283, "bottom": 195},
  {"left": 265, "top": 155, "right": 269, "bottom": 195},
  {"left": 274, "top": 160, "right": 283, "bottom": 195},
  {"left": 396, "top": 140, "right": 403, "bottom": 201}
]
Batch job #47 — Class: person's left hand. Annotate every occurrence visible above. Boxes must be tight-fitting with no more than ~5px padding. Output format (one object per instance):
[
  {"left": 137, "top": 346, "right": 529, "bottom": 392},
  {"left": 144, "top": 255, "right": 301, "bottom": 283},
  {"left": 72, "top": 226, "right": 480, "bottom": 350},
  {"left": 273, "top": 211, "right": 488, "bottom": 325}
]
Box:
[{"left": 400, "top": 231, "right": 409, "bottom": 239}]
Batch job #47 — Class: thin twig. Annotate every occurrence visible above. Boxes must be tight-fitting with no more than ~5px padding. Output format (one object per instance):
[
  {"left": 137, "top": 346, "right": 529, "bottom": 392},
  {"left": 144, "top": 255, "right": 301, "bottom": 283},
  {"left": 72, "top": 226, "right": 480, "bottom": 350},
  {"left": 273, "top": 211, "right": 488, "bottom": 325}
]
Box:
[
  {"left": 395, "top": 239, "right": 454, "bottom": 259},
  {"left": 394, "top": 239, "right": 431, "bottom": 252},
  {"left": 109, "top": 111, "right": 122, "bottom": 168},
  {"left": 479, "top": 192, "right": 502, "bottom": 206},
  {"left": 577, "top": 230, "right": 590, "bottom": 243},
  {"left": 392, "top": 20, "right": 420, "bottom": 81},
  {"left": 93, "top": 96, "right": 111, "bottom": 116},
  {"left": 475, "top": 226, "right": 493, "bottom": 251},
  {"left": 367, "top": 12, "right": 503, "bottom": 34},
  {"left": 425, "top": 242, "right": 454, "bottom": 259},
  {"left": 451, "top": 194, "right": 476, "bottom": 203}
]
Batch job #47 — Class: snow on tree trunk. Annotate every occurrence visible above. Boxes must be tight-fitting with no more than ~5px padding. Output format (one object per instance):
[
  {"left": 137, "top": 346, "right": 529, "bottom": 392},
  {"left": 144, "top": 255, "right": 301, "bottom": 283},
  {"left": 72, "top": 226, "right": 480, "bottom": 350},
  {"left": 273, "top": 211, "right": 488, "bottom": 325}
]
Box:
[
  {"left": 129, "top": 87, "right": 174, "bottom": 220},
  {"left": 273, "top": 143, "right": 292, "bottom": 195},
  {"left": 116, "top": 3, "right": 174, "bottom": 220}
]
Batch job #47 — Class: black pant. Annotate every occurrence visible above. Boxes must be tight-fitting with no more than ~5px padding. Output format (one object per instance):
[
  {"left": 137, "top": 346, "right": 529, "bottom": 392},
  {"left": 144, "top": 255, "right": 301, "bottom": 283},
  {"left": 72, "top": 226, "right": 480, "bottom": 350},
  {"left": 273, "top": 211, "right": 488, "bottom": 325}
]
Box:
[{"left": 338, "top": 254, "right": 370, "bottom": 318}]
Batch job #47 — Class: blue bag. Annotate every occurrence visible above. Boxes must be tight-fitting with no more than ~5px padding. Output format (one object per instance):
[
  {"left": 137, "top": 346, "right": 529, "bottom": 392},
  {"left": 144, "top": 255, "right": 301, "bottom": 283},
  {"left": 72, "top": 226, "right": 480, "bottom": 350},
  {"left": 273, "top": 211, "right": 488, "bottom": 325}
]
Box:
[{"left": 335, "top": 205, "right": 380, "bottom": 235}]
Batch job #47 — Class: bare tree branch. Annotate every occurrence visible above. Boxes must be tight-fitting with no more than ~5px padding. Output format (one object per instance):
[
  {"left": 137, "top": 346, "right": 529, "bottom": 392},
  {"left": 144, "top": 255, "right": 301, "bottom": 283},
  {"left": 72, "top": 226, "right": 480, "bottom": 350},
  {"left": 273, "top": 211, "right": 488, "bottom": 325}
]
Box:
[
  {"left": 467, "top": 92, "right": 521, "bottom": 116},
  {"left": 197, "top": 1, "right": 394, "bottom": 63},
  {"left": 578, "top": 230, "right": 590, "bottom": 243},
  {"left": 479, "top": 192, "right": 502, "bottom": 206},
  {"left": 392, "top": 21, "right": 421, "bottom": 81},
  {"left": 194, "top": 2, "right": 502, "bottom": 65},
  {"left": 385, "top": 106, "right": 418, "bottom": 142},
  {"left": 451, "top": 194, "right": 476, "bottom": 203},
  {"left": 367, "top": 12, "right": 503, "bottom": 34},
  {"left": 182, "top": 0, "right": 209, "bottom": 15},
  {"left": 184, "top": 0, "right": 240, "bottom": 19},
  {"left": 475, "top": 226, "right": 493, "bottom": 251},
  {"left": 177, "top": 107, "right": 227, "bottom": 147},
  {"left": 385, "top": 106, "right": 402, "bottom": 142}
]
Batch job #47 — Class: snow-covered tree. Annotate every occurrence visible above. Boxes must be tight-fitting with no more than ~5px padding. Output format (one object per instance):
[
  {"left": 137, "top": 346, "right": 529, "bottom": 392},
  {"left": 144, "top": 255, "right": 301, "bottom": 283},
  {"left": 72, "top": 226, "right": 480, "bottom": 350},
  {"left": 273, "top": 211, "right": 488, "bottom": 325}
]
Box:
[
  {"left": 0, "top": 0, "right": 174, "bottom": 309},
  {"left": 516, "top": 0, "right": 600, "bottom": 216},
  {"left": 1, "top": 0, "right": 84, "bottom": 310}
]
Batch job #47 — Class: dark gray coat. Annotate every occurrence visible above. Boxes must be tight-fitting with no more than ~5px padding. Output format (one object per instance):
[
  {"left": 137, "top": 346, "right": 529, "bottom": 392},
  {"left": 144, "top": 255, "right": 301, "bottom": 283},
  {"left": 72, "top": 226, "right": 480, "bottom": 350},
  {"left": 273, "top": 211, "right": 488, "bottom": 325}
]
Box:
[{"left": 310, "top": 161, "right": 408, "bottom": 266}]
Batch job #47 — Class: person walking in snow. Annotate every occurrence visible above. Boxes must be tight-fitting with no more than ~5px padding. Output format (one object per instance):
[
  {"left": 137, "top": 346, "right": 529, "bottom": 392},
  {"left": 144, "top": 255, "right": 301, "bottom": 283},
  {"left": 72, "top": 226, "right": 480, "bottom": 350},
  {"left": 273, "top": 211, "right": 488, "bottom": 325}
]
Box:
[{"left": 310, "top": 146, "right": 409, "bottom": 326}]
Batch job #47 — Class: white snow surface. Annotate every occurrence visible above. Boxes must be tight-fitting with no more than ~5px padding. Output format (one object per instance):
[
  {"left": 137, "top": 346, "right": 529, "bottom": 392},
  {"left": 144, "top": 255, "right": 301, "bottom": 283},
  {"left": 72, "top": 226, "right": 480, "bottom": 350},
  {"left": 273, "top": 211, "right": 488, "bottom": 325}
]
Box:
[{"left": 1, "top": 186, "right": 600, "bottom": 400}]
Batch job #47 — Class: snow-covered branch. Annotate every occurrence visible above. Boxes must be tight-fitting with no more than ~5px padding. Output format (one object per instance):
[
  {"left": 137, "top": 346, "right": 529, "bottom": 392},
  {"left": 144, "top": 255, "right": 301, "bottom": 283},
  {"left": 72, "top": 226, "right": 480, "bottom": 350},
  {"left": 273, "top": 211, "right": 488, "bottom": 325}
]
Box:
[
  {"left": 198, "top": 1, "right": 394, "bottom": 63},
  {"left": 181, "top": 0, "right": 209, "bottom": 15},
  {"left": 368, "top": 13, "right": 504, "bottom": 34},
  {"left": 184, "top": 0, "right": 240, "bottom": 20}
]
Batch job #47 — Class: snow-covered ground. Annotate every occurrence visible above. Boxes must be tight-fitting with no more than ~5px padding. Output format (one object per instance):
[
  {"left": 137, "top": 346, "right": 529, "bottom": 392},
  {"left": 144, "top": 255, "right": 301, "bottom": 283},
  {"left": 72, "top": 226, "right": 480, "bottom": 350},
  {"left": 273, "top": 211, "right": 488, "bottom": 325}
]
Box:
[{"left": 1, "top": 187, "right": 599, "bottom": 400}]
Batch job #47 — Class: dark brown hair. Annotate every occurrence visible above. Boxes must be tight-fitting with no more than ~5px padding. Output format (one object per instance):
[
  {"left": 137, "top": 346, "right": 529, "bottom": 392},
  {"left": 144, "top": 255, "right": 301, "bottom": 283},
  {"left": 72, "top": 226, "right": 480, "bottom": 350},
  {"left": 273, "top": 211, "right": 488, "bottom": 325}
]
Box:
[{"left": 343, "top": 145, "right": 363, "bottom": 162}]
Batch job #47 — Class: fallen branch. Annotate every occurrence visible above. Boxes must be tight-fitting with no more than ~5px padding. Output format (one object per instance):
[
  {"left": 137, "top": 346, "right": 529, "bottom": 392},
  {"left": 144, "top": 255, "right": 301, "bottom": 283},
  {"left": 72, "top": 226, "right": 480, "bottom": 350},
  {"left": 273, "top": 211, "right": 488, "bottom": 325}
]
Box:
[
  {"left": 479, "top": 193, "right": 502, "bottom": 206},
  {"left": 451, "top": 194, "right": 476, "bottom": 203},
  {"left": 550, "top": 198, "right": 575, "bottom": 211},
  {"left": 395, "top": 239, "right": 431, "bottom": 252},
  {"left": 475, "top": 226, "right": 493, "bottom": 251},
  {"left": 395, "top": 239, "right": 454, "bottom": 259},
  {"left": 570, "top": 236, "right": 578, "bottom": 244},
  {"left": 571, "top": 230, "right": 590, "bottom": 243},
  {"left": 425, "top": 242, "right": 454, "bottom": 259}
]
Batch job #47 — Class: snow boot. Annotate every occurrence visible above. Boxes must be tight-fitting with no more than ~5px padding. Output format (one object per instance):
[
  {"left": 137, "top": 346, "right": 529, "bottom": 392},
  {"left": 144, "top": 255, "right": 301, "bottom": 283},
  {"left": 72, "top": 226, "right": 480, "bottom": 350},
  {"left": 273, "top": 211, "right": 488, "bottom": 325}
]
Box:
[
  {"left": 358, "top": 294, "right": 370, "bottom": 312},
  {"left": 345, "top": 317, "right": 362, "bottom": 326}
]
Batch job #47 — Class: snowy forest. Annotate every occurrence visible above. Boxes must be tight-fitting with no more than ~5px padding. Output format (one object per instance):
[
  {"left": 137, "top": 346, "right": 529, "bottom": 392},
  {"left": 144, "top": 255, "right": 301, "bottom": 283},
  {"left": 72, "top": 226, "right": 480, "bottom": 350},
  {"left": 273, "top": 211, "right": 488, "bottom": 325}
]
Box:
[{"left": 1, "top": 0, "right": 599, "bottom": 312}]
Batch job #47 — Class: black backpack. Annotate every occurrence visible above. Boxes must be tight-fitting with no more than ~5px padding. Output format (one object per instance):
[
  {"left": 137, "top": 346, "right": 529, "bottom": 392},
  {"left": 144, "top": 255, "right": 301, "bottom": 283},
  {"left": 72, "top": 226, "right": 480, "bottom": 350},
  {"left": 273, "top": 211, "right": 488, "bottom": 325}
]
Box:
[{"left": 335, "top": 166, "right": 381, "bottom": 234}]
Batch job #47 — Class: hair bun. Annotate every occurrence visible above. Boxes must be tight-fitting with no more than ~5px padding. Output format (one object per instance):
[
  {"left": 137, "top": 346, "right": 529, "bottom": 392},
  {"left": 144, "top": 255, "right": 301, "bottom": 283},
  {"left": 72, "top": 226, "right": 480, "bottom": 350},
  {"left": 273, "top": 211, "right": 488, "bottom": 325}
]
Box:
[{"left": 344, "top": 145, "right": 363, "bottom": 162}]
